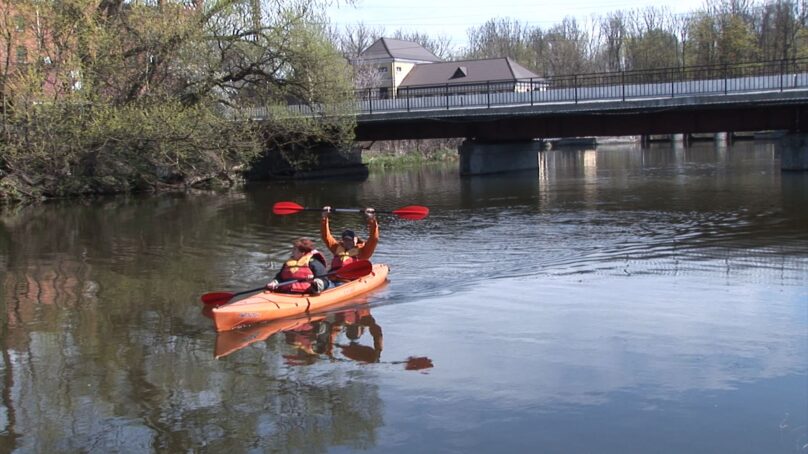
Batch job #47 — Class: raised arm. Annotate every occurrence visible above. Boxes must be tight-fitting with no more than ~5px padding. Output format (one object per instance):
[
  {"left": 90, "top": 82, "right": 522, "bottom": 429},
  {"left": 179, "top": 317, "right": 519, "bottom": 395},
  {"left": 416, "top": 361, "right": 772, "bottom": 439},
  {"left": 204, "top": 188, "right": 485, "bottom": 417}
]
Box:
[
  {"left": 358, "top": 212, "right": 379, "bottom": 260},
  {"left": 320, "top": 207, "right": 339, "bottom": 253}
]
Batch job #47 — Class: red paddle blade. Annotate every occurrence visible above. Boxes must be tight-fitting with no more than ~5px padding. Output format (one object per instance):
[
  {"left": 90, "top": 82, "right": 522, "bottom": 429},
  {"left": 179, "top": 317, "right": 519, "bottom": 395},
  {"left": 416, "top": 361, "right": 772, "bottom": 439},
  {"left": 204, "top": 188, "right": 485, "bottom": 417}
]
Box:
[
  {"left": 334, "top": 260, "right": 373, "bottom": 280},
  {"left": 392, "top": 205, "right": 429, "bottom": 220},
  {"left": 273, "top": 201, "right": 305, "bottom": 215},
  {"left": 201, "top": 292, "right": 235, "bottom": 306}
]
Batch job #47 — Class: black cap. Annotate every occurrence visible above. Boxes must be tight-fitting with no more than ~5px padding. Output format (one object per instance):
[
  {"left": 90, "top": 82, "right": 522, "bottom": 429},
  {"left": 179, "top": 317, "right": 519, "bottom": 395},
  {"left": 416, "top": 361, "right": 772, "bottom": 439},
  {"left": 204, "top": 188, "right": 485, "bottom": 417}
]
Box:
[{"left": 341, "top": 229, "right": 356, "bottom": 239}]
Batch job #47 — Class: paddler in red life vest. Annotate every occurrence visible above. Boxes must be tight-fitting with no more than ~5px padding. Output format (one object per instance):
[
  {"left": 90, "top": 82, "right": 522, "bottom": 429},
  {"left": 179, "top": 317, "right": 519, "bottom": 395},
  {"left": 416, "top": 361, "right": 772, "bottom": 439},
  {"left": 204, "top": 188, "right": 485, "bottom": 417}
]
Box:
[
  {"left": 321, "top": 206, "right": 378, "bottom": 286},
  {"left": 266, "top": 238, "right": 329, "bottom": 294}
]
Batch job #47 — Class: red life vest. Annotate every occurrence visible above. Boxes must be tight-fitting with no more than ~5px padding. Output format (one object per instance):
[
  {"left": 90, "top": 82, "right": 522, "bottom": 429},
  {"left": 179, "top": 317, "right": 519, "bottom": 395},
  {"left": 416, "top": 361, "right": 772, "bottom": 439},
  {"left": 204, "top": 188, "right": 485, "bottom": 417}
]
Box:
[
  {"left": 279, "top": 251, "right": 325, "bottom": 293},
  {"left": 330, "top": 245, "right": 360, "bottom": 271}
]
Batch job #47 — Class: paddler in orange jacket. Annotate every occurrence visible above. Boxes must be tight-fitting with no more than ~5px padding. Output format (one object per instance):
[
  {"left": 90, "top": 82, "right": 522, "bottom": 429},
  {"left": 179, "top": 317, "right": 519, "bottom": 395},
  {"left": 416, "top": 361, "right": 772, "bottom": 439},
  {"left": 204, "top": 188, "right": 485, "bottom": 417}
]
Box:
[
  {"left": 266, "top": 238, "right": 329, "bottom": 294},
  {"left": 321, "top": 206, "right": 378, "bottom": 285}
]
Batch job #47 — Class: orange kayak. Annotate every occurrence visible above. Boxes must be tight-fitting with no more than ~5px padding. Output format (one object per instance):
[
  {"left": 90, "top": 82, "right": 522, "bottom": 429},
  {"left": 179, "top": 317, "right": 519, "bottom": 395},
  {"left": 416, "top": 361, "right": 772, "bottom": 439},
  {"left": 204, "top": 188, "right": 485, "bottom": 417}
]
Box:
[{"left": 211, "top": 264, "right": 389, "bottom": 332}]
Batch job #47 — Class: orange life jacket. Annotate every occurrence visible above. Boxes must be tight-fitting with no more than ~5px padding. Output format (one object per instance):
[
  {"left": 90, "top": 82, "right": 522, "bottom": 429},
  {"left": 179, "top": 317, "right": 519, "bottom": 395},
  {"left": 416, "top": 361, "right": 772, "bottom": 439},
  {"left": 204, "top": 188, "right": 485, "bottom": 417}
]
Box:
[{"left": 330, "top": 245, "right": 360, "bottom": 271}]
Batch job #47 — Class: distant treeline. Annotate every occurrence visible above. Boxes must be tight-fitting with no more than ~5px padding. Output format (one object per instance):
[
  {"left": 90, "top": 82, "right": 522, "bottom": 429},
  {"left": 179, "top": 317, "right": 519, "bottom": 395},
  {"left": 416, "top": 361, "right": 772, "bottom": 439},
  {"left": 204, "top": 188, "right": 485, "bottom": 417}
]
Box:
[{"left": 334, "top": 0, "right": 808, "bottom": 77}]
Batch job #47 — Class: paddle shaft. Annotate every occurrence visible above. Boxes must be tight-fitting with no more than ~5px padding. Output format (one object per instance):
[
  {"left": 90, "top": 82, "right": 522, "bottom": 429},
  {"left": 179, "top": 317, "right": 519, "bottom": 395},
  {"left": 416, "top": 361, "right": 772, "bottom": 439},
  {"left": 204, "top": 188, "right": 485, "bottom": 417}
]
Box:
[
  {"left": 302, "top": 207, "right": 384, "bottom": 214},
  {"left": 276, "top": 206, "right": 389, "bottom": 214},
  {"left": 329, "top": 208, "right": 411, "bottom": 215},
  {"left": 273, "top": 202, "right": 428, "bottom": 220},
  {"left": 228, "top": 286, "right": 267, "bottom": 299}
]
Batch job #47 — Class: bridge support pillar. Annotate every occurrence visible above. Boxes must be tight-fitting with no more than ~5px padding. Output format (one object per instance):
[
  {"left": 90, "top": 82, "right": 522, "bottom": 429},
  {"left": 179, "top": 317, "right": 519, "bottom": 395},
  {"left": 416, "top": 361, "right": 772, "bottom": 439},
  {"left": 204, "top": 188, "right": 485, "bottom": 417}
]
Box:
[
  {"left": 778, "top": 134, "right": 808, "bottom": 171},
  {"left": 459, "top": 139, "right": 541, "bottom": 175},
  {"left": 682, "top": 134, "right": 692, "bottom": 147}
]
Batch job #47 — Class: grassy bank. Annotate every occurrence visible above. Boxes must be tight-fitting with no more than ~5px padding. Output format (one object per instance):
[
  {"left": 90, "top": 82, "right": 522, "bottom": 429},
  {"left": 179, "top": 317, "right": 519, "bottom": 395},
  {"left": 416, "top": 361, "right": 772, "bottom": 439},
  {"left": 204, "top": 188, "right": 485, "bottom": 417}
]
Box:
[{"left": 363, "top": 148, "right": 458, "bottom": 168}]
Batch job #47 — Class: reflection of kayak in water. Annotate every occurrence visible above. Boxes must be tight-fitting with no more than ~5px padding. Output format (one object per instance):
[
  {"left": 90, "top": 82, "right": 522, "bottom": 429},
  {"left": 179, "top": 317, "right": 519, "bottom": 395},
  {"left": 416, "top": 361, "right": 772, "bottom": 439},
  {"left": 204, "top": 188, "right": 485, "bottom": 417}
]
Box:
[
  {"left": 214, "top": 317, "right": 315, "bottom": 359},
  {"left": 213, "top": 296, "right": 376, "bottom": 359},
  {"left": 214, "top": 298, "right": 433, "bottom": 372},
  {"left": 211, "top": 264, "right": 389, "bottom": 332}
]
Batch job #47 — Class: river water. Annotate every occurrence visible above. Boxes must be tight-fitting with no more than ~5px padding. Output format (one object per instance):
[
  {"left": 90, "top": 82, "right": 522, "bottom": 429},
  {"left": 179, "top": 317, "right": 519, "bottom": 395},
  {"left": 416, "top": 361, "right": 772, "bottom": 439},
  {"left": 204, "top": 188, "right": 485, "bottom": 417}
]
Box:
[{"left": 0, "top": 141, "right": 806, "bottom": 452}]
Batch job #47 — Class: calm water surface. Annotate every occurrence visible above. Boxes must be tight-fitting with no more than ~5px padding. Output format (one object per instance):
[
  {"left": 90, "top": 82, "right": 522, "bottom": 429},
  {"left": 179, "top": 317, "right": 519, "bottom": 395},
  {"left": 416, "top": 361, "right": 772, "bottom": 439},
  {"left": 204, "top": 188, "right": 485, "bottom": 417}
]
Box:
[{"left": 1, "top": 141, "right": 806, "bottom": 452}]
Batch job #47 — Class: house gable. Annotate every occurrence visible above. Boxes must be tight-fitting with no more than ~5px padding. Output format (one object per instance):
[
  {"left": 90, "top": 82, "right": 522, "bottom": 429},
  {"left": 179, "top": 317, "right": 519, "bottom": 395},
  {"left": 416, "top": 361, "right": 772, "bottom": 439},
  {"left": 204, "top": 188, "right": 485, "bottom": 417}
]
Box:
[
  {"left": 358, "top": 38, "right": 442, "bottom": 63},
  {"left": 450, "top": 66, "right": 468, "bottom": 79}
]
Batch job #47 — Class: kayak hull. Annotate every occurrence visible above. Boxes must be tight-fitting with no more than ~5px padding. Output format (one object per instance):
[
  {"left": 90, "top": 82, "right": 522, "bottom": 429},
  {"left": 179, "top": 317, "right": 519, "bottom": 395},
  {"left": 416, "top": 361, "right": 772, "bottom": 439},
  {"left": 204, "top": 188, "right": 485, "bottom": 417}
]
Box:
[{"left": 211, "top": 264, "right": 389, "bottom": 332}]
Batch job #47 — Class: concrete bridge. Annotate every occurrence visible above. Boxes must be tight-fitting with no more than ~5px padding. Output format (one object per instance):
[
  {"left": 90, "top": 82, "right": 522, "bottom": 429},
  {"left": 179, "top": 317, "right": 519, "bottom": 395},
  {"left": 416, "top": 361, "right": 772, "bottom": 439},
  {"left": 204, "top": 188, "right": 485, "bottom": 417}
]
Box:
[{"left": 282, "top": 60, "right": 808, "bottom": 174}]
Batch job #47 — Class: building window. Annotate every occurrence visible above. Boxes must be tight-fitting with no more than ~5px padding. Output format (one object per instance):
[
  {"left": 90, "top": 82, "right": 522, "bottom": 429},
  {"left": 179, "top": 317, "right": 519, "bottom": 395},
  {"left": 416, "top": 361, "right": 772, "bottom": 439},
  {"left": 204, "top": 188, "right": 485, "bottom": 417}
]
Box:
[
  {"left": 396, "top": 66, "right": 402, "bottom": 72},
  {"left": 16, "top": 46, "right": 27, "bottom": 64},
  {"left": 14, "top": 15, "right": 25, "bottom": 32},
  {"left": 378, "top": 66, "right": 388, "bottom": 73}
]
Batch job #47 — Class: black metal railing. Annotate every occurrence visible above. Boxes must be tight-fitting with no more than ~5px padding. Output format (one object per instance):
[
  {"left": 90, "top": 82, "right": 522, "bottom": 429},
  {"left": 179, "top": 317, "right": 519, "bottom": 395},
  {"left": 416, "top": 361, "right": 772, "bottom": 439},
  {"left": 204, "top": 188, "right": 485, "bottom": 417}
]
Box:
[{"left": 341, "top": 58, "right": 808, "bottom": 115}]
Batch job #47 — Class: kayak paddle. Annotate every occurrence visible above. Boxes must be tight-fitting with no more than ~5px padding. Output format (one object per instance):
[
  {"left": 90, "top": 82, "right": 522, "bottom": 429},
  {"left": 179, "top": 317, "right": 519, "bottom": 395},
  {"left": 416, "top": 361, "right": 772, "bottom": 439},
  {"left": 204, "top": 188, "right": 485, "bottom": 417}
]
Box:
[
  {"left": 272, "top": 201, "right": 429, "bottom": 220},
  {"left": 201, "top": 260, "right": 373, "bottom": 306}
]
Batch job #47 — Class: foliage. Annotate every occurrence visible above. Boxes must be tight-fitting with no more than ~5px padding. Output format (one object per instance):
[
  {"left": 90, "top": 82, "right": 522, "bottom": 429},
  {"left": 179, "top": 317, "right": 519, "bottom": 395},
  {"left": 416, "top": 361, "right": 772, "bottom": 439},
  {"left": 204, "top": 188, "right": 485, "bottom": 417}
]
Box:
[
  {"left": 362, "top": 139, "right": 460, "bottom": 169},
  {"left": 0, "top": 99, "right": 261, "bottom": 200},
  {"left": 456, "top": 0, "right": 808, "bottom": 76},
  {"left": 0, "top": 0, "right": 356, "bottom": 202},
  {"left": 363, "top": 147, "right": 457, "bottom": 168}
]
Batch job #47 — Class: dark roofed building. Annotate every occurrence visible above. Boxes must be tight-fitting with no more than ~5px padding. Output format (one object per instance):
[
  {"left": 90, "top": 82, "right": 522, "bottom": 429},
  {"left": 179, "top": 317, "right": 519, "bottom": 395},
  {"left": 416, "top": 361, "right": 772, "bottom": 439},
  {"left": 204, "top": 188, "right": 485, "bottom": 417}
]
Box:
[
  {"left": 355, "top": 38, "right": 443, "bottom": 99},
  {"left": 359, "top": 38, "right": 441, "bottom": 63},
  {"left": 354, "top": 38, "right": 544, "bottom": 99},
  {"left": 359, "top": 38, "right": 442, "bottom": 63},
  {"left": 399, "top": 57, "right": 543, "bottom": 96},
  {"left": 400, "top": 58, "right": 537, "bottom": 86}
]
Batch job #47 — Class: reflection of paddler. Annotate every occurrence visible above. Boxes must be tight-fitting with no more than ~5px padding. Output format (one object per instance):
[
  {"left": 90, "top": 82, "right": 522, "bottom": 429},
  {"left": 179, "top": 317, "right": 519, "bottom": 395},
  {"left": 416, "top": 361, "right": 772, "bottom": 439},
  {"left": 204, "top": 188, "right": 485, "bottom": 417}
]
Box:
[
  {"left": 283, "top": 320, "right": 335, "bottom": 365},
  {"left": 214, "top": 303, "right": 433, "bottom": 371},
  {"left": 334, "top": 309, "right": 383, "bottom": 363}
]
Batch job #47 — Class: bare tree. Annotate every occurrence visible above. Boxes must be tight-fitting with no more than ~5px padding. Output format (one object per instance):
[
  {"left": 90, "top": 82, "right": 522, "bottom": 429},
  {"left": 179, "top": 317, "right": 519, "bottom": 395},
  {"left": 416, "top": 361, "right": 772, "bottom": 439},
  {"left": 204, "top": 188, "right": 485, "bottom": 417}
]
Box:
[
  {"left": 544, "top": 17, "right": 591, "bottom": 75},
  {"left": 465, "top": 18, "right": 531, "bottom": 60},
  {"left": 338, "top": 21, "right": 383, "bottom": 59},
  {"left": 392, "top": 30, "right": 454, "bottom": 60},
  {"left": 599, "top": 11, "right": 627, "bottom": 71},
  {"left": 671, "top": 12, "right": 692, "bottom": 66}
]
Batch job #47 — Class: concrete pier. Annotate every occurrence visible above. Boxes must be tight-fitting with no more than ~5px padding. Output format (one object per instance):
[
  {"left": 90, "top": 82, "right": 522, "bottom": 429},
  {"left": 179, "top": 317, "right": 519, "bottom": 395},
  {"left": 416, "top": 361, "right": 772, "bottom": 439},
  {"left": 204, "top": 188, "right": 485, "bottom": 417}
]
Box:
[
  {"left": 459, "top": 139, "right": 542, "bottom": 175},
  {"left": 777, "top": 134, "right": 808, "bottom": 171}
]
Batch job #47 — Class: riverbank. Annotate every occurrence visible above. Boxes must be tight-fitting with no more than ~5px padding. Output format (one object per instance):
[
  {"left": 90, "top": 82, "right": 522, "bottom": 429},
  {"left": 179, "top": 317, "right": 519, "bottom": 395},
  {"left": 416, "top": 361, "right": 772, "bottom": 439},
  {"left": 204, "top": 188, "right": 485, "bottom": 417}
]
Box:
[
  {"left": 363, "top": 149, "right": 458, "bottom": 168},
  {"left": 360, "top": 138, "right": 461, "bottom": 168}
]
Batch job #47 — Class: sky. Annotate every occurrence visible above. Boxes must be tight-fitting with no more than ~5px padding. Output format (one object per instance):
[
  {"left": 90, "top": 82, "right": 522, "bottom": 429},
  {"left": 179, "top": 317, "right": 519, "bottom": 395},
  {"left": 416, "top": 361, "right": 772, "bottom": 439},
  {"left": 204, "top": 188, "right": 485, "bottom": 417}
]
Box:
[{"left": 327, "top": 0, "right": 708, "bottom": 51}]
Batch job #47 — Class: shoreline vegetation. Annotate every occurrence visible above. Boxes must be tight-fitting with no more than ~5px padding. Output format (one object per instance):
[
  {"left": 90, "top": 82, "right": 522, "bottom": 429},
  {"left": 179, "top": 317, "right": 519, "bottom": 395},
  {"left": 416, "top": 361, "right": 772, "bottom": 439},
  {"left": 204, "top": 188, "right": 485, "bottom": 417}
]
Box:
[
  {"left": 4, "top": 0, "right": 808, "bottom": 204},
  {"left": 363, "top": 150, "right": 458, "bottom": 168},
  {"left": 0, "top": 0, "right": 354, "bottom": 204},
  {"left": 361, "top": 139, "right": 461, "bottom": 168}
]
